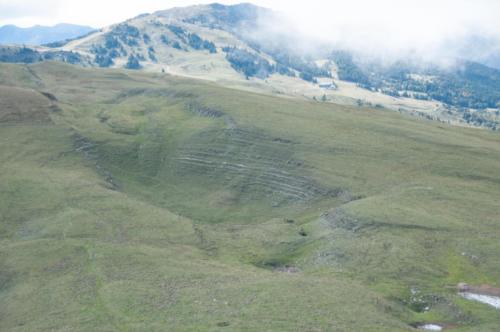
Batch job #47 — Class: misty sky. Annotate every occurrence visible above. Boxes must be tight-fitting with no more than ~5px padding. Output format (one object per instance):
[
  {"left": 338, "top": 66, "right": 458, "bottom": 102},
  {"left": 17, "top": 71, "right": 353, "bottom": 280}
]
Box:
[{"left": 1, "top": 0, "right": 499, "bottom": 61}]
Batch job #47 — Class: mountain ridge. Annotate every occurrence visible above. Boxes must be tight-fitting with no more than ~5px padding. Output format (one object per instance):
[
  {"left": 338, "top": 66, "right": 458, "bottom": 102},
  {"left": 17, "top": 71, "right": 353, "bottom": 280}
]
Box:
[
  {"left": 0, "top": 23, "right": 95, "bottom": 45},
  {"left": 0, "top": 3, "right": 498, "bottom": 129}
]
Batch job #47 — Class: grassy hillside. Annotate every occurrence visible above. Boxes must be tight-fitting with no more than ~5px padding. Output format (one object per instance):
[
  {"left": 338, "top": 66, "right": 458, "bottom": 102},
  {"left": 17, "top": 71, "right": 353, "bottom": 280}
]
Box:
[{"left": 1, "top": 62, "right": 500, "bottom": 331}]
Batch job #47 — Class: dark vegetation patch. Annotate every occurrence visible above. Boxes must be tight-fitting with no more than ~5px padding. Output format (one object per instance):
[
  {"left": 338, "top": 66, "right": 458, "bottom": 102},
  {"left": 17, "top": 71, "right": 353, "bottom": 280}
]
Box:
[
  {"left": 299, "top": 72, "right": 317, "bottom": 83},
  {"left": 93, "top": 45, "right": 121, "bottom": 65},
  {"left": 167, "top": 25, "right": 217, "bottom": 53},
  {"left": 0, "top": 46, "right": 42, "bottom": 63},
  {"left": 148, "top": 46, "right": 157, "bottom": 62},
  {"left": 167, "top": 24, "right": 186, "bottom": 38},
  {"left": 42, "top": 50, "right": 83, "bottom": 64},
  {"left": 187, "top": 33, "right": 217, "bottom": 53},
  {"left": 90, "top": 24, "right": 142, "bottom": 67},
  {"left": 222, "top": 46, "right": 273, "bottom": 79},
  {"left": 172, "top": 41, "right": 182, "bottom": 50},
  {"left": 112, "top": 24, "right": 141, "bottom": 45},
  {"left": 94, "top": 53, "right": 114, "bottom": 68},
  {"left": 330, "top": 51, "right": 371, "bottom": 86},
  {"left": 255, "top": 258, "right": 290, "bottom": 270},
  {"left": 269, "top": 50, "right": 328, "bottom": 80},
  {"left": 241, "top": 39, "right": 330, "bottom": 81},
  {"left": 222, "top": 46, "right": 328, "bottom": 82},
  {"left": 39, "top": 91, "right": 58, "bottom": 102},
  {"left": 0, "top": 46, "right": 84, "bottom": 65},
  {"left": 329, "top": 51, "right": 500, "bottom": 119},
  {"left": 125, "top": 55, "right": 142, "bottom": 70}
]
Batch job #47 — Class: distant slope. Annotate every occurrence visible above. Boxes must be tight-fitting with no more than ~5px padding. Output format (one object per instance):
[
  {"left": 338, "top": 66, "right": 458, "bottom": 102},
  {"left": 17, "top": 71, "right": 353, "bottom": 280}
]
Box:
[
  {"left": 40, "top": 3, "right": 448, "bottom": 119},
  {"left": 0, "top": 3, "right": 497, "bottom": 129},
  {"left": 330, "top": 52, "right": 500, "bottom": 128},
  {"left": 0, "top": 23, "right": 94, "bottom": 45}
]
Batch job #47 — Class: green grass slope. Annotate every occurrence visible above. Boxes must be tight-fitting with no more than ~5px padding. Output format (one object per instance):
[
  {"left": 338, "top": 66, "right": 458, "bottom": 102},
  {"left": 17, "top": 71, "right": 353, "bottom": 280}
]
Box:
[{"left": 1, "top": 62, "right": 500, "bottom": 331}]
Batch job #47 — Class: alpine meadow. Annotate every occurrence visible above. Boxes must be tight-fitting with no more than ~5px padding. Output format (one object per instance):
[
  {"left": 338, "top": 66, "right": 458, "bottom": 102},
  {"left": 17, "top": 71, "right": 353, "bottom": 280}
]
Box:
[{"left": 1, "top": 2, "right": 500, "bottom": 331}]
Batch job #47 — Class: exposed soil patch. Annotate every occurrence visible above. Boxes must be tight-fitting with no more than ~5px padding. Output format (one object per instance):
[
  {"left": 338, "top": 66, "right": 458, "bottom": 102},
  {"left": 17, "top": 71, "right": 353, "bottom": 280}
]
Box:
[{"left": 457, "top": 283, "right": 500, "bottom": 297}]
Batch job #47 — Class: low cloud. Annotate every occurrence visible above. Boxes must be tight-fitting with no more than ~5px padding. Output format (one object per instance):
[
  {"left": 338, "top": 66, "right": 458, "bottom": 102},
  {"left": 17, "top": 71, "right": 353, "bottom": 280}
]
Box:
[
  {"left": 1, "top": 0, "right": 499, "bottom": 67},
  {"left": 249, "top": 0, "right": 500, "bottom": 67}
]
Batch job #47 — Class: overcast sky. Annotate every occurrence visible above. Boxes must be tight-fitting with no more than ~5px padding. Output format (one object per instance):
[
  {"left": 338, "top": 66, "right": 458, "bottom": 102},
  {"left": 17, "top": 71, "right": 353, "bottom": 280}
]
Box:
[
  {"left": 0, "top": 0, "right": 498, "bottom": 31},
  {"left": 1, "top": 0, "right": 499, "bottom": 61}
]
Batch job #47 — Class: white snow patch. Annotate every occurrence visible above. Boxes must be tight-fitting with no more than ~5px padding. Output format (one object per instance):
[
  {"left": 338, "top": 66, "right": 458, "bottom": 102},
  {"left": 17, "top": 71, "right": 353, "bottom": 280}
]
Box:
[
  {"left": 460, "top": 292, "right": 500, "bottom": 309},
  {"left": 418, "top": 324, "right": 442, "bottom": 331}
]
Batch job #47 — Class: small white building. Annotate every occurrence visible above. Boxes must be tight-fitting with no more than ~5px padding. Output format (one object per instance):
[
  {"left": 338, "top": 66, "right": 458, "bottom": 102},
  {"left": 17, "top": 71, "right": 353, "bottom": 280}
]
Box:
[{"left": 318, "top": 80, "right": 337, "bottom": 90}]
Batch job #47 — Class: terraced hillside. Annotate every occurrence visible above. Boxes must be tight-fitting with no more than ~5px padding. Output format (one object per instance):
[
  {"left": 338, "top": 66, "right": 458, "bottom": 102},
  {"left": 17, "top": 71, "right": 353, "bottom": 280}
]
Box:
[{"left": 1, "top": 62, "right": 500, "bottom": 331}]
